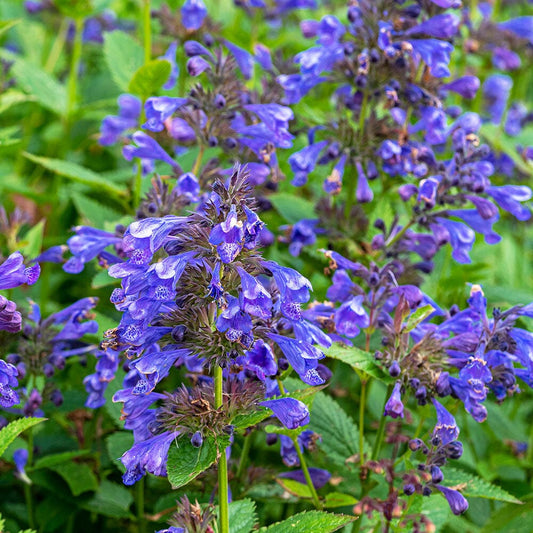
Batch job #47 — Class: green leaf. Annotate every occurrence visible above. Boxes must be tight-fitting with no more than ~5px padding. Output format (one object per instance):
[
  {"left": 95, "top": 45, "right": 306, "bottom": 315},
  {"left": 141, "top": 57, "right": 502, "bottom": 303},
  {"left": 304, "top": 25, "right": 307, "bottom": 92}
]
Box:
[
  {"left": 481, "top": 495, "right": 533, "bottom": 533},
  {"left": 310, "top": 392, "right": 367, "bottom": 466},
  {"left": 325, "top": 344, "right": 390, "bottom": 382},
  {"left": 33, "top": 450, "right": 92, "bottom": 469},
  {"left": 228, "top": 499, "right": 258, "bottom": 533},
  {"left": 405, "top": 304, "right": 435, "bottom": 332},
  {"left": 232, "top": 406, "right": 271, "bottom": 430},
  {"left": 276, "top": 478, "right": 312, "bottom": 499},
  {"left": 92, "top": 269, "right": 118, "bottom": 289},
  {"left": 0, "top": 90, "right": 36, "bottom": 115},
  {"left": 48, "top": 462, "right": 98, "bottom": 496},
  {"left": 81, "top": 480, "right": 134, "bottom": 519},
  {"left": 128, "top": 60, "right": 172, "bottom": 99},
  {"left": 19, "top": 220, "right": 45, "bottom": 259},
  {"left": 0, "top": 52, "right": 66, "bottom": 115},
  {"left": 72, "top": 193, "right": 122, "bottom": 227},
  {"left": 444, "top": 467, "right": 522, "bottom": 504},
  {"left": 166, "top": 434, "right": 230, "bottom": 489},
  {"left": 23, "top": 153, "right": 127, "bottom": 198},
  {"left": 258, "top": 511, "right": 354, "bottom": 532},
  {"left": 106, "top": 432, "right": 134, "bottom": 472},
  {"left": 0, "top": 418, "right": 46, "bottom": 457},
  {"left": 0, "top": 19, "right": 20, "bottom": 37},
  {"left": 324, "top": 492, "right": 358, "bottom": 508},
  {"left": 269, "top": 193, "right": 316, "bottom": 224},
  {"left": 103, "top": 31, "right": 144, "bottom": 92}
]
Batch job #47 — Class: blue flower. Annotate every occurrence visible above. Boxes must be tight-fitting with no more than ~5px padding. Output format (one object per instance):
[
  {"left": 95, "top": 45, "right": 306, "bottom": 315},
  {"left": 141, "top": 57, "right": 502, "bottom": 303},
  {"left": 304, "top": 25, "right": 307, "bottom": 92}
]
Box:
[
  {"left": 0, "top": 359, "right": 20, "bottom": 408},
  {"left": 384, "top": 381, "right": 403, "bottom": 419},
  {"left": 260, "top": 397, "right": 310, "bottom": 429},
  {"left": 143, "top": 97, "right": 187, "bottom": 132},
  {"left": 0, "top": 295, "right": 22, "bottom": 333},
  {"left": 432, "top": 218, "right": 475, "bottom": 264},
  {"left": 278, "top": 467, "right": 331, "bottom": 489},
  {"left": 237, "top": 267, "right": 272, "bottom": 319},
  {"left": 483, "top": 75, "right": 512, "bottom": 124},
  {"left": 181, "top": 0, "right": 207, "bottom": 31},
  {"left": 209, "top": 205, "right": 245, "bottom": 263},
  {"left": 225, "top": 41, "right": 254, "bottom": 80},
  {"left": 240, "top": 340, "right": 277, "bottom": 380},
  {"left": 486, "top": 185, "right": 531, "bottom": 221},
  {"left": 0, "top": 252, "right": 40, "bottom": 289},
  {"left": 159, "top": 42, "right": 179, "bottom": 90},
  {"left": 431, "top": 399, "right": 459, "bottom": 446},
  {"left": 100, "top": 94, "right": 141, "bottom": 146},
  {"left": 216, "top": 295, "right": 253, "bottom": 345},
  {"left": 498, "top": 17, "right": 533, "bottom": 44},
  {"left": 176, "top": 172, "right": 200, "bottom": 202},
  {"left": 408, "top": 39, "right": 453, "bottom": 78},
  {"left": 335, "top": 296, "right": 369, "bottom": 338},
  {"left": 289, "top": 140, "right": 328, "bottom": 186},
  {"left": 123, "top": 131, "right": 177, "bottom": 169},
  {"left": 436, "top": 485, "right": 469, "bottom": 515}
]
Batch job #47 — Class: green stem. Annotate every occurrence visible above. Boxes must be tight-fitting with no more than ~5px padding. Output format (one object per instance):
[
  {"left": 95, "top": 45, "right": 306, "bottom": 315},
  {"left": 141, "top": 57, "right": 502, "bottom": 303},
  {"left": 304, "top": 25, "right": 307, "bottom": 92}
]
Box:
[
  {"left": 236, "top": 432, "right": 253, "bottom": 480},
  {"left": 142, "top": 0, "right": 152, "bottom": 65},
  {"left": 45, "top": 18, "right": 69, "bottom": 73},
  {"left": 65, "top": 17, "right": 84, "bottom": 130},
  {"left": 293, "top": 435, "right": 322, "bottom": 510},
  {"left": 358, "top": 91, "right": 369, "bottom": 143},
  {"left": 24, "top": 428, "right": 35, "bottom": 529},
  {"left": 214, "top": 365, "right": 229, "bottom": 533},
  {"left": 344, "top": 164, "right": 356, "bottom": 219},
  {"left": 136, "top": 478, "right": 146, "bottom": 533},
  {"left": 371, "top": 385, "right": 393, "bottom": 461},
  {"left": 359, "top": 379, "right": 367, "bottom": 468},
  {"left": 192, "top": 144, "right": 205, "bottom": 176},
  {"left": 134, "top": 164, "right": 143, "bottom": 209}
]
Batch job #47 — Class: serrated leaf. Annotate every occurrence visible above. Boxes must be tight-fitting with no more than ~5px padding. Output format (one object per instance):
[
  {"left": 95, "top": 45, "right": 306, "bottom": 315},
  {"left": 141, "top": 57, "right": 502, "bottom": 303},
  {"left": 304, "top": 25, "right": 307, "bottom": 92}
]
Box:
[
  {"left": 0, "top": 51, "right": 66, "bottom": 115},
  {"left": 269, "top": 193, "right": 316, "bottom": 224},
  {"left": 48, "top": 462, "right": 98, "bottom": 496},
  {"left": 33, "top": 450, "right": 92, "bottom": 469},
  {"left": 324, "top": 492, "right": 358, "bottom": 508},
  {"left": 72, "top": 193, "right": 122, "bottom": 227},
  {"left": 310, "top": 392, "right": 368, "bottom": 466},
  {"left": 276, "top": 478, "right": 312, "bottom": 499},
  {"left": 19, "top": 220, "right": 45, "bottom": 259},
  {"left": 106, "top": 432, "right": 134, "bottom": 473},
  {"left": 0, "top": 418, "right": 46, "bottom": 457},
  {"left": 232, "top": 406, "right": 271, "bottom": 430},
  {"left": 103, "top": 31, "right": 144, "bottom": 92},
  {"left": 228, "top": 498, "right": 258, "bottom": 533},
  {"left": 405, "top": 304, "right": 435, "bottom": 332},
  {"left": 444, "top": 467, "right": 522, "bottom": 504},
  {"left": 128, "top": 60, "right": 171, "bottom": 99},
  {"left": 258, "top": 511, "right": 354, "bottom": 532},
  {"left": 325, "top": 344, "right": 390, "bottom": 382},
  {"left": 81, "top": 480, "right": 134, "bottom": 519},
  {"left": 166, "top": 435, "right": 230, "bottom": 489},
  {"left": 23, "top": 153, "right": 127, "bottom": 198}
]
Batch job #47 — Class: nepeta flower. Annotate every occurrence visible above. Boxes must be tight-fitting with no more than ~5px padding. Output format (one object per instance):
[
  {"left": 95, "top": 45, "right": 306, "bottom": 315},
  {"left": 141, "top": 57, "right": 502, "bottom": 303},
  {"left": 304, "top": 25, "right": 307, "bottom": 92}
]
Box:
[
  {"left": 384, "top": 381, "right": 404, "bottom": 419},
  {"left": 260, "top": 397, "right": 310, "bottom": 429},
  {"left": 181, "top": 0, "right": 207, "bottom": 31}
]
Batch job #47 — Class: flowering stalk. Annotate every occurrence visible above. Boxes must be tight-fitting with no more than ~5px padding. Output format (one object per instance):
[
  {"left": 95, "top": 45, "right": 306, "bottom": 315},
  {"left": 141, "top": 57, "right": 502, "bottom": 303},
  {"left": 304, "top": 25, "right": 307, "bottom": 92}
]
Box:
[
  {"left": 215, "top": 365, "right": 229, "bottom": 533},
  {"left": 294, "top": 435, "right": 321, "bottom": 510},
  {"left": 23, "top": 428, "right": 35, "bottom": 530}
]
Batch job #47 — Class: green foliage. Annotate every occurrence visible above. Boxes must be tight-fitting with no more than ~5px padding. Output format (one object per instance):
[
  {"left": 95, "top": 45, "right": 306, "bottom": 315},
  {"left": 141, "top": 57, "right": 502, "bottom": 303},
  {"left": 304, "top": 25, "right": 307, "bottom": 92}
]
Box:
[
  {"left": 325, "top": 345, "right": 390, "bottom": 382},
  {"left": 228, "top": 499, "right": 259, "bottom": 533},
  {"left": 166, "top": 435, "right": 231, "bottom": 489},
  {"left": 47, "top": 462, "right": 99, "bottom": 496},
  {"left": 128, "top": 60, "right": 172, "bottom": 100},
  {"left": 258, "top": 511, "right": 354, "bottom": 532},
  {"left": 309, "top": 391, "right": 368, "bottom": 466},
  {"left": 80, "top": 480, "right": 134, "bottom": 519},
  {"left": 103, "top": 31, "right": 144, "bottom": 92},
  {"left": 443, "top": 468, "right": 522, "bottom": 504},
  {"left": 269, "top": 193, "right": 316, "bottom": 224},
  {"left": 0, "top": 418, "right": 46, "bottom": 457}
]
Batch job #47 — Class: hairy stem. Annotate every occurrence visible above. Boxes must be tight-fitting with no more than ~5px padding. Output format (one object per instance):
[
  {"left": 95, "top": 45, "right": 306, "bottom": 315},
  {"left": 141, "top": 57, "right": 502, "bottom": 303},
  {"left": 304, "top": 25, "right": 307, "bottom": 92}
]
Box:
[
  {"left": 293, "top": 434, "right": 322, "bottom": 510},
  {"left": 215, "top": 365, "right": 229, "bottom": 533},
  {"left": 142, "top": 0, "right": 152, "bottom": 64},
  {"left": 372, "top": 384, "right": 393, "bottom": 461},
  {"left": 359, "top": 378, "right": 367, "bottom": 468}
]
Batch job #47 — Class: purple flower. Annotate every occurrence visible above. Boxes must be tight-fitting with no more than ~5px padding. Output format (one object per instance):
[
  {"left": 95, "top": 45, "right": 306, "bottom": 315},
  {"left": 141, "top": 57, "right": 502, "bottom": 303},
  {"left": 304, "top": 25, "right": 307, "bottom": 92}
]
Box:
[
  {"left": 269, "top": 334, "right": 325, "bottom": 385},
  {"left": 0, "top": 252, "right": 40, "bottom": 289},
  {"left": 186, "top": 56, "right": 211, "bottom": 76},
  {"left": 486, "top": 185, "right": 531, "bottom": 221},
  {"left": 278, "top": 467, "right": 331, "bottom": 489},
  {"left": 123, "top": 131, "right": 176, "bottom": 168},
  {"left": 0, "top": 296, "right": 22, "bottom": 333},
  {"left": 448, "top": 209, "right": 501, "bottom": 245},
  {"left": 289, "top": 140, "right": 328, "bottom": 186},
  {"left": 243, "top": 103, "right": 294, "bottom": 149},
  {"left": 209, "top": 205, "right": 245, "bottom": 263},
  {"left": 442, "top": 76, "right": 480, "bottom": 99},
  {"left": 406, "top": 13, "right": 460, "bottom": 39},
  {"left": 216, "top": 295, "right": 253, "bottom": 345},
  {"left": 408, "top": 39, "right": 453, "bottom": 78},
  {"left": 432, "top": 399, "right": 459, "bottom": 446},
  {"left": 483, "top": 75, "right": 512, "bottom": 124},
  {"left": 384, "top": 381, "right": 404, "bottom": 419},
  {"left": 84, "top": 349, "right": 120, "bottom": 408},
  {"left": 277, "top": 73, "right": 324, "bottom": 104},
  {"left": 260, "top": 397, "right": 310, "bottom": 429},
  {"left": 64, "top": 226, "right": 121, "bottom": 274},
  {"left": 225, "top": 41, "right": 254, "bottom": 80},
  {"left": 432, "top": 218, "right": 475, "bottom": 264},
  {"left": 168, "top": 117, "right": 196, "bottom": 142},
  {"left": 324, "top": 154, "right": 346, "bottom": 195},
  {"left": 121, "top": 430, "right": 178, "bottom": 485},
  {"left": 498, "top": 17, "right": 533, "bottom": 44},
  {"left": 241, "top": 340, "right": 277, "bottom": 380},
  {"left": 143, "top": 97, "right": 187, "bottom": 132},
  {"left": 237, "top": 267, "right": 272, "bottom": 319},
  {"left": 284, "top": 219, "right": 318, "bottom": 257},
  {"left": 492, "top": 47, "right": 521, "bottom": 71},
  {"left": 355, "top": 161, "right": 373, "bottom": 203},
  {"left": 159, "top": 42, "right": 179, "bottom": 90},
  {"left": 100, "top": 94, "right": 141, "bottom": 146},
  {"left": 254, "top": 44, "right": 272, "bottom": 70},
  {"left": 335, "top": 296, "right": 369, "bottom": 338},
  {"left": 0, "top": 359, "right": 19, "bottom": 407},
  {"left": 176, "top": 172, "right": 200, "bottom": 202},
  {"left": 181, "top": 0, "right": 207, "bottom": 31},
  {"left": 436, "top": 485, "right": 469, "bottom": 515}
]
